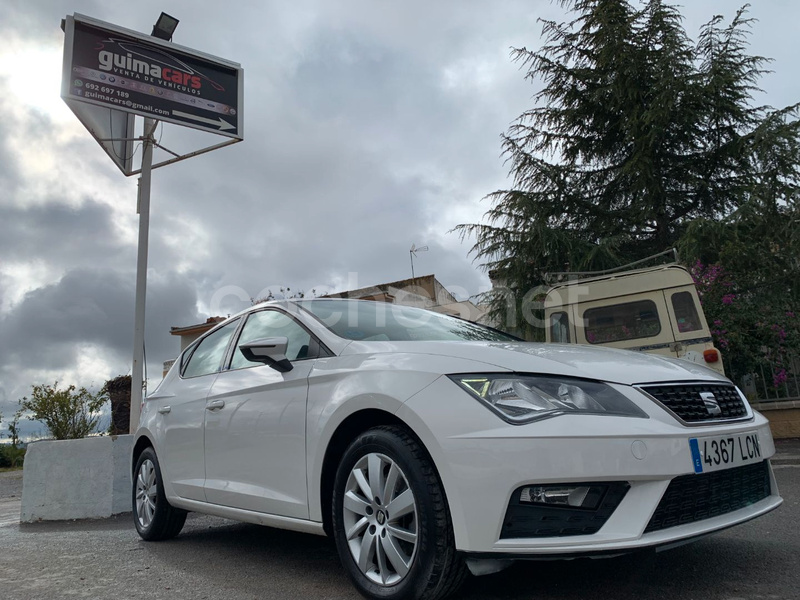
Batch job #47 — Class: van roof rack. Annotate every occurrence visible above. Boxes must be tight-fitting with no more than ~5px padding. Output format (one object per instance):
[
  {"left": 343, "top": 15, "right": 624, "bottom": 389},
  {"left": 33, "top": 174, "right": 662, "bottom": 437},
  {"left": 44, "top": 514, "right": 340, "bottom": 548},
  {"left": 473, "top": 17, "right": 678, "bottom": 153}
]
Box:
[{"left": 544, "top": 248, "right": 679, "bottom": 284}]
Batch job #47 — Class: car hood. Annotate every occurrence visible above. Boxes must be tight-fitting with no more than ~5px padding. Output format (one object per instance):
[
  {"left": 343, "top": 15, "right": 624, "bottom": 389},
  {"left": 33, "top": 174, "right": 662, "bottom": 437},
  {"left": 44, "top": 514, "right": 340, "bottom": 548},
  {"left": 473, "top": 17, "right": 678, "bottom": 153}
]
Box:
[{"left": 341, "top": 340, "right": 729, "bottom": 386}]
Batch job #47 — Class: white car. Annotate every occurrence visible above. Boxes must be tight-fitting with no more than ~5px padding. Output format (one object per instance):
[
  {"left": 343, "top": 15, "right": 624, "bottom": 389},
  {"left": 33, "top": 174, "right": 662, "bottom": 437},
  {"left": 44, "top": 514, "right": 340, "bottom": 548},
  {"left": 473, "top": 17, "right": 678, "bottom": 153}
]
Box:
[{"left": 133, "top": 299, "right": 782, "bottom": 600}]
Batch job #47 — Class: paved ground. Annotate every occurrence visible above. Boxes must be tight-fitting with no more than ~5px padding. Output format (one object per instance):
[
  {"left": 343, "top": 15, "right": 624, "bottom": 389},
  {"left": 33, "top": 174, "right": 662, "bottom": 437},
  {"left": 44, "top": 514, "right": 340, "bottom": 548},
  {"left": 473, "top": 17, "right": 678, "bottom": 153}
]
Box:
[{"left": 0, "top": 441, "right": 798, "bottom": 600}]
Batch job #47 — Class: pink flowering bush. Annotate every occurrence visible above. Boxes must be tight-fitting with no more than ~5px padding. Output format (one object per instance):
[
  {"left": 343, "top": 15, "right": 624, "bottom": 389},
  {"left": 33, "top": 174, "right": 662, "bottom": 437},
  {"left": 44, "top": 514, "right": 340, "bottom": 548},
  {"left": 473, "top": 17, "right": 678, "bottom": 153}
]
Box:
[{"left": 690, "top": 261, "right": 798, "bottom": 391}]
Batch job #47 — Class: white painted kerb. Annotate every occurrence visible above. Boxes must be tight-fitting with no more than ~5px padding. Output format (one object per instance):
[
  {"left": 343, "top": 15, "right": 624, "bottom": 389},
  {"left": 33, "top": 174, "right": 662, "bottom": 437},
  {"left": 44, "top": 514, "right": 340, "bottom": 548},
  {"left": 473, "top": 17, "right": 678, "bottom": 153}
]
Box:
[{"left": 21, "top": 435, "right": 133, "bottom": 522}]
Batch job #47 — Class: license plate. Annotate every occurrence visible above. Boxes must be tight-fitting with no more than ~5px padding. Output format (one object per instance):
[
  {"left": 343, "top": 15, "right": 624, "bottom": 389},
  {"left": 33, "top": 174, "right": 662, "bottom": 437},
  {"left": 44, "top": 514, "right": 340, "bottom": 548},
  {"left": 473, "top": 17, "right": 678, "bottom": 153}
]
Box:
[{"left": 689, "top": 432, "right": 762, "bottom": 474}]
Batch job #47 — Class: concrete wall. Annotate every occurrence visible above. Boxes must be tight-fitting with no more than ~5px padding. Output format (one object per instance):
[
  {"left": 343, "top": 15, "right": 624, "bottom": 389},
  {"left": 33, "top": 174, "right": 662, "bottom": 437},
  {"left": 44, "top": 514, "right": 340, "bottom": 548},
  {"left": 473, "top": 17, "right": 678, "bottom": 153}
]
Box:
[
  {"left": 21, "top": 435, "right": 133, "bottom": 522},
  {"left": 754, "top": 400, "right": 800, "bottom": 440}
]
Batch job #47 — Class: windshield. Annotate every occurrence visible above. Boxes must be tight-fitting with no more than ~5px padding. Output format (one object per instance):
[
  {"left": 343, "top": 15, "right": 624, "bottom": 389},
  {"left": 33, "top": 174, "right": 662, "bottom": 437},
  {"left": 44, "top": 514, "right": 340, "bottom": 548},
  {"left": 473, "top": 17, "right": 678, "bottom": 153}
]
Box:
[{"left": 298, "top": 299, "right": 518, "bottom": 342}]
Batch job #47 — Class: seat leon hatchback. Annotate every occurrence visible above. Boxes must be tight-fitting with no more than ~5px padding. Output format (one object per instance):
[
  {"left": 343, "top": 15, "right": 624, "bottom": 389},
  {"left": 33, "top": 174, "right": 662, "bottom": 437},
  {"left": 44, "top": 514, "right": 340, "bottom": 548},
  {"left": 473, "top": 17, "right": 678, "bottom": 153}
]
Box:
[{"left": 133, "top": 298, "right": 782, "bottom": 600}]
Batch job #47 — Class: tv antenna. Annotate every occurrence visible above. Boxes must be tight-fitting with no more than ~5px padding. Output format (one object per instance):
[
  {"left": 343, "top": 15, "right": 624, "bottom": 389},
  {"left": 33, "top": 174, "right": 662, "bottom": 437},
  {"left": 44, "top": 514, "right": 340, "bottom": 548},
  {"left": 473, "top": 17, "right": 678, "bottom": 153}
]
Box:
[{"left": 409, "top": 243, "right": 428, "bottom": 279}]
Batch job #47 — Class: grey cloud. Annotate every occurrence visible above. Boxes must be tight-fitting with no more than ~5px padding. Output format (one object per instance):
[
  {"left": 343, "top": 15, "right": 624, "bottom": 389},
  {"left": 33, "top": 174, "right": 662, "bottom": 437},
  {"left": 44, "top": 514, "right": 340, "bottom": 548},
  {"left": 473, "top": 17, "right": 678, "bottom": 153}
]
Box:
[
  {"left": 1, "top": 1, "right": 95, "bottom": 38},
  {"left": 0, "top": 81, "right": 22, "bottom": 196},
  {"left": 291, "top": 31, "right": 434, "bottom": 122},
  {"left": 0, "top": 268, "right": 136, "bottom": 370},
  {"left": 0, "top": 267, "right": 196, "bottom": 364},
  {"left": 135, "top": 27, "right": 501, "bottom": 309},
  {"left": 0, "top": 199, "right": 129, "bottom": 265},
  {"left": 0, "top": 266, "right": 201, "bottom": 419}
]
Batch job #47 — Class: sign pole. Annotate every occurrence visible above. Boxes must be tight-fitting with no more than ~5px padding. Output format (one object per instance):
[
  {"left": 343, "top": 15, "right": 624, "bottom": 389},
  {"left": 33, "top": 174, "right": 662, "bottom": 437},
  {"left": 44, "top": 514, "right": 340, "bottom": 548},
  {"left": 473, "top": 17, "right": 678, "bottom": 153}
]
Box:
[
  {"left": 130, "top": 118, "right": 157, "bottom": 433},
  {"left": 60, "top": 13, "right": 243, "bottom": 433}
]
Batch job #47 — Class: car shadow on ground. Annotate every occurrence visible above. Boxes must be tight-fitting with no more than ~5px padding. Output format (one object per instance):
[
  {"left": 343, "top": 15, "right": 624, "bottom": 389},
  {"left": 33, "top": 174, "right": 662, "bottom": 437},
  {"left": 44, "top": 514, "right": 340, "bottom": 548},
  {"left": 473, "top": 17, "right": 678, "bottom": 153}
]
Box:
[
  {"left": 143, "top": 514, "right": 355, "bottom": 596},
  {"left": 135, "top": 509, "right": 787, "bottom": 600}
]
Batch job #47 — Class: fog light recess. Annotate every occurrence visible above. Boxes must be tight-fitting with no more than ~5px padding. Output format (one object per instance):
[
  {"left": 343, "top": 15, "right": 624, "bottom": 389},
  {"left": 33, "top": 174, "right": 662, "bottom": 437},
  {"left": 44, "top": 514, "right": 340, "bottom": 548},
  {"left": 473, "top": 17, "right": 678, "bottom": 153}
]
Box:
[
  {"left": 519, "top": 485, "right": 605, "bottom": 510},
  {"left": 501, "top": 481, "right": 630, "bottom": 539}
]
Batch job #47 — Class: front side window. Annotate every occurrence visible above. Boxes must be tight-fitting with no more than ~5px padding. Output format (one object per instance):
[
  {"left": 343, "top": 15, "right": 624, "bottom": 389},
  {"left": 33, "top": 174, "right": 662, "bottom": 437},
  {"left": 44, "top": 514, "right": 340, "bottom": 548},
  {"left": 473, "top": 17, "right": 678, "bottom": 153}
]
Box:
[
  {"left": 182, "top": 319, "right": 240, "bottom": 378},
  {"left": 550, "top": 312, "right": 571, "bottom": 343},
  {"left": 230, "top": 310, "right": 313, "bottom": 370},
  {"left": 671, "top": 291, "right": 702, "bottom": 333},
  {"left": 584, "top": 300, "right": 661, "bottom": 344}
]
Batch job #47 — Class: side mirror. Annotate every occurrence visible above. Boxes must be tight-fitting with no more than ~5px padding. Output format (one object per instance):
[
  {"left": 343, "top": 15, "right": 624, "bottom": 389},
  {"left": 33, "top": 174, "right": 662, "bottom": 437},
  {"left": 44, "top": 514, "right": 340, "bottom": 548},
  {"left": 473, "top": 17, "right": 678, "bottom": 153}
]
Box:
[{"left": 239, "top": 337, "right": 293, "bottom": 372}]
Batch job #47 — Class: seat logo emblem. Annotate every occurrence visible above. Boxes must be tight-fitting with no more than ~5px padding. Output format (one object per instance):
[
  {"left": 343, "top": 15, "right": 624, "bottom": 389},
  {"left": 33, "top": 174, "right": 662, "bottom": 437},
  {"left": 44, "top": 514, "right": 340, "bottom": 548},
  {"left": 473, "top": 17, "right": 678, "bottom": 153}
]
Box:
[{"left": 700, "top": 392, "right": 722, "bottom": 416}]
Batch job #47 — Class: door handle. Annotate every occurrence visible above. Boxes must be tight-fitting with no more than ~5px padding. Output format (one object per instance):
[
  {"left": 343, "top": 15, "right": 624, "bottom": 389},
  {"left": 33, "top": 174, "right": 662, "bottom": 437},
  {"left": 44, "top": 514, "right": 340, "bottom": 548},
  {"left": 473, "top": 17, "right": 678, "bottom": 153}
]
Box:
[
  {"left": 206, "top": 400, "right": 226, "bottom": 411},
  {"left": 158, "top": 406, "right": 171, "bottom": 414}
]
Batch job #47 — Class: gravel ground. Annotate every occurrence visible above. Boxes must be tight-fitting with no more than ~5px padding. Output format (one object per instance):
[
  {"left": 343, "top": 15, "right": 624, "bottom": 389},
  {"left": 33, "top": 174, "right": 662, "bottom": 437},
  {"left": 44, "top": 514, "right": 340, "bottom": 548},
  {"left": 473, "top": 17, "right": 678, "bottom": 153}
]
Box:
[
  {"left": 0, "top": 441, "right": 797, "bottom": 599},
  {"left": 0, "top": 470, "right": 23, "bottom": 500},
  {"left": 0, "top": 462, "right": 798, "bottom": 600}
]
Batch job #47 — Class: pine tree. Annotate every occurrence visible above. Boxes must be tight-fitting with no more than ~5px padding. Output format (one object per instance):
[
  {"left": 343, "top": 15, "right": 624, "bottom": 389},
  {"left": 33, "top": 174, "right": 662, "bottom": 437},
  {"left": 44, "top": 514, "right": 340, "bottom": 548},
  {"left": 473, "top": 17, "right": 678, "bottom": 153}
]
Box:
[{"left": 456, "top": 1, "right": 800, "bottom": 338}]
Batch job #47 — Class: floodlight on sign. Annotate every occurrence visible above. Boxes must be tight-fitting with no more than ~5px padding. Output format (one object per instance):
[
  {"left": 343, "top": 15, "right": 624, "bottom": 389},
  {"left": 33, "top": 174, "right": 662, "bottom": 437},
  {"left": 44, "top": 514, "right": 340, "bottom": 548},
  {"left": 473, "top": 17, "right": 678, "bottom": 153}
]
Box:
[{"left": 151, "top": 12, "right": 179, "bottom": 41}]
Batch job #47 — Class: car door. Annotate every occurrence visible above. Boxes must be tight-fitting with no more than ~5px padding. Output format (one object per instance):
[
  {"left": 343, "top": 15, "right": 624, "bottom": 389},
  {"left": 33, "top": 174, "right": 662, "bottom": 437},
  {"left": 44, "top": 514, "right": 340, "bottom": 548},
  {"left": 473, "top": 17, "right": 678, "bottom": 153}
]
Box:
[
  {"left": 203, "top": 308, "right": 319, "bottom": 518},
  {"left": 159, "top": 318, "right": 240, "bottom": 501}
]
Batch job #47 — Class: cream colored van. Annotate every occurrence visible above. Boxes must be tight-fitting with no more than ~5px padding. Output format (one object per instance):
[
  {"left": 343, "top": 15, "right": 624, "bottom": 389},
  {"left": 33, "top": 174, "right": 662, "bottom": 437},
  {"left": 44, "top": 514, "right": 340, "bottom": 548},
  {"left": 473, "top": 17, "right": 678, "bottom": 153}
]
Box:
[{"left": 544, "top": 264, "right": 724, "bottom": 374}]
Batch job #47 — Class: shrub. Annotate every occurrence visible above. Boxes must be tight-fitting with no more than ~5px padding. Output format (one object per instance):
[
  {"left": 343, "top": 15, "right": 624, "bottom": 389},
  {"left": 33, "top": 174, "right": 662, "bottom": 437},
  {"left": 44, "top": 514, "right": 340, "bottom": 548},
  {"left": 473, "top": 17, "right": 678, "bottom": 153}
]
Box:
[{"left": 20, "top": 382, "right": 108, "bottom": 440}]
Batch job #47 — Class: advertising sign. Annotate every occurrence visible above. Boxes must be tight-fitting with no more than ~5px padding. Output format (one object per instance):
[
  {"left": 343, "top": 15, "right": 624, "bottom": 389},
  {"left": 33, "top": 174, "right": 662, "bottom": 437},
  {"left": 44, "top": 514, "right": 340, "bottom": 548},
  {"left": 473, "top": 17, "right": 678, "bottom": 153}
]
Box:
[{"left": 62, "top": 14, "right": 243, "bottom": 139}]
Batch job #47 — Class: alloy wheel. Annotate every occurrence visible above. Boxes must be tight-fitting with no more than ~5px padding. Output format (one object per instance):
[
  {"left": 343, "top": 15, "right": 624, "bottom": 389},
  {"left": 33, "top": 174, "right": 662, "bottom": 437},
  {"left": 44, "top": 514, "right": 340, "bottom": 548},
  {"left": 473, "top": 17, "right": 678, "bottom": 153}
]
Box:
[
  {"left": 342, "top": 452, "right": 419, "bottom": 586},
  {"left": 135, "top": 458, "right": 158, "bottom": 529}
]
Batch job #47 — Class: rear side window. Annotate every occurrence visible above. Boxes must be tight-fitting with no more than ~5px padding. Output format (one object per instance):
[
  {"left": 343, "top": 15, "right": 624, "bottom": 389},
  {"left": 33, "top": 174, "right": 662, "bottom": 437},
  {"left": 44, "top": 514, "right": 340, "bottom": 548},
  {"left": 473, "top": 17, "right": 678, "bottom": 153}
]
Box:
[
  {"left": 584, "top": 300, "right": 661, "bottom": 344},
  {"left": 182, "top": 319, "right": 239, "bottom": 378},
  {"left": 550, "top": 312, "right": 571, "bottom": 343},
  {"left": 671, "top": 291, "right": 702, "bottom": 333}
]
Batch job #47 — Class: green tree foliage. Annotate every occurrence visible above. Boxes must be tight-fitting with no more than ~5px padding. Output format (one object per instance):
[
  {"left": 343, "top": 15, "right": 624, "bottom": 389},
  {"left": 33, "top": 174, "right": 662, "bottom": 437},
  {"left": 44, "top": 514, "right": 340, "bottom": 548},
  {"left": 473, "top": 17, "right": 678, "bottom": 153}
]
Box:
[
  {"left": 7, "top": 409, "right": 22, "bottom": 447},
  {"left": 0, "top": 408, "right": 26, "bottom": 468},
  {"left": 456, "top": 1, "right": 800, "bottom": 339},
  {"left": 0, "top": 445, "right": 25, "bottom": 469},
  {"left": 20, "top": 382, "right": 108, "bottom": 440}
]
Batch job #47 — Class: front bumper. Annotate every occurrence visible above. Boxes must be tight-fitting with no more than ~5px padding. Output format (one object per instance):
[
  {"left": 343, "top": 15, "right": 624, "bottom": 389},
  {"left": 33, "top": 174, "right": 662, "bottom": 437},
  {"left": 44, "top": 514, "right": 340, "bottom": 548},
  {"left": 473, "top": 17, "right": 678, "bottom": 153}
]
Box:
[
  {"left": 397, "top": 377, "right": 782, "bottom": 555},
  {"left": 489, "top": 464, "right": 780, "bottom": 556}
]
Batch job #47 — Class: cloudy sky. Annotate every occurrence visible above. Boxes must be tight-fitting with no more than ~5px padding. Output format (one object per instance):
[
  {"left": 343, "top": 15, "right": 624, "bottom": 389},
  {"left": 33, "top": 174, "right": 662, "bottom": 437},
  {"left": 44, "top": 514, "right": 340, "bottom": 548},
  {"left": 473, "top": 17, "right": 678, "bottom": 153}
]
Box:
[{"left": 0, "top": 0, "right": 797, "bottom": 439}]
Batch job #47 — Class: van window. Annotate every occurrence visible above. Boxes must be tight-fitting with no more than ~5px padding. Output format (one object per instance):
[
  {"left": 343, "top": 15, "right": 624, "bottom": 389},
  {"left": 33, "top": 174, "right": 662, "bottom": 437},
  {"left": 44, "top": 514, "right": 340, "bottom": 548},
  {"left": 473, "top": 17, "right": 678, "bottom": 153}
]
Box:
[
  {"left": 584, "top": 300, "right": 661, "bottom": 344},
  {"left": 550, "top": 312, "right": 571, "bottom": 343},
  {"left": 671, "top": 291, "right": 701, "bottom": 333}
]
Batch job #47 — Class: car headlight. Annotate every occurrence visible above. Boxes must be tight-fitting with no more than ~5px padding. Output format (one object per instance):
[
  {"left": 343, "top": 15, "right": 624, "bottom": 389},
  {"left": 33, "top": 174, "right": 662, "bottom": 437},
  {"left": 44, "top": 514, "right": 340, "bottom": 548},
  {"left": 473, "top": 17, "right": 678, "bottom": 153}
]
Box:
[{"left": 448, "top": 374, "right": 649, "bottom": 424}]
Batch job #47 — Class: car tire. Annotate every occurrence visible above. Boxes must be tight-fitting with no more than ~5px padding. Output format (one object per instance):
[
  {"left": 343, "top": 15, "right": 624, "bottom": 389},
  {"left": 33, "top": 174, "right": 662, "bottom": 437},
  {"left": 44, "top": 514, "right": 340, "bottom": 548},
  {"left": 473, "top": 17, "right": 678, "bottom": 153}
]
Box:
[
  {"left": 332, "top": 426, "right": 468, "bottom": 600},
  {"left": 133, "top": 447, "right": 187, "bottom": 541}
]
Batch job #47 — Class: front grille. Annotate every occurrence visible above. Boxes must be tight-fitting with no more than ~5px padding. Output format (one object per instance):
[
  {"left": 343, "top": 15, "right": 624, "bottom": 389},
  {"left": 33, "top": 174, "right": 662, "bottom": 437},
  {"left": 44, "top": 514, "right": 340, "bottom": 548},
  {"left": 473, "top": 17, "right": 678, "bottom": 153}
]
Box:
[
  {"left": 644, "top": 461, "right": 770, "bottom": 534},
  {"left": 640, "top": 383, "right": 748, "bottom": 423}
]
